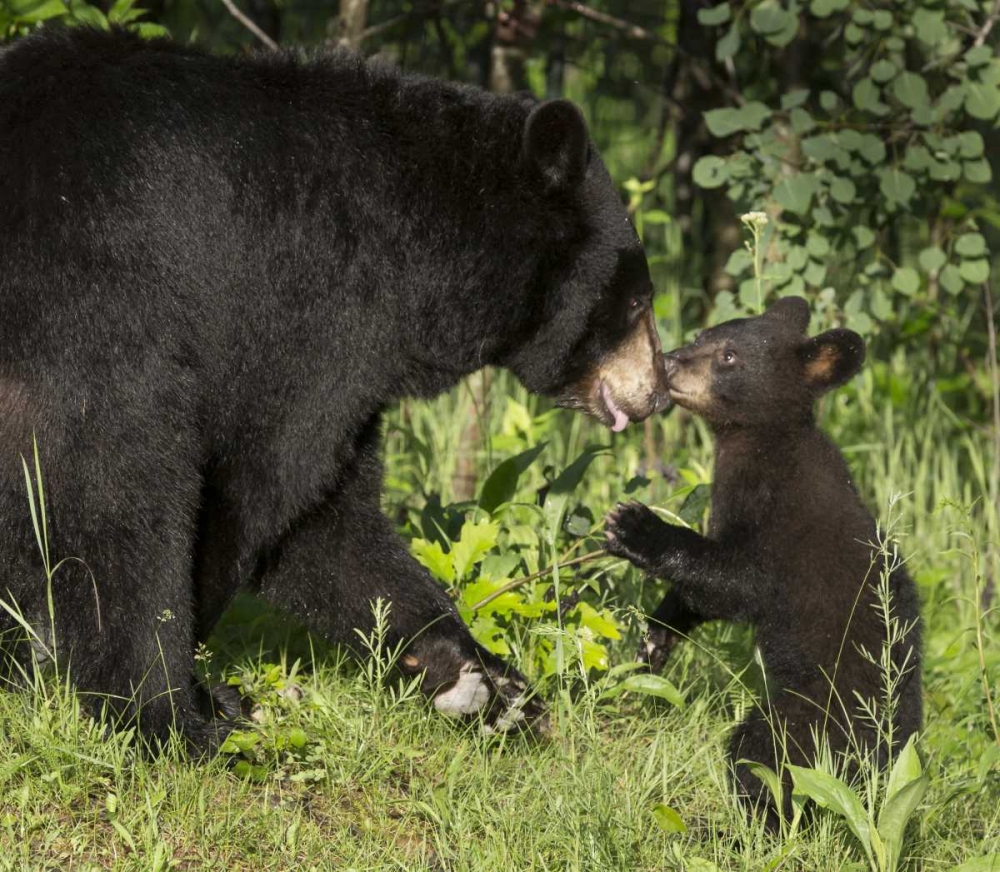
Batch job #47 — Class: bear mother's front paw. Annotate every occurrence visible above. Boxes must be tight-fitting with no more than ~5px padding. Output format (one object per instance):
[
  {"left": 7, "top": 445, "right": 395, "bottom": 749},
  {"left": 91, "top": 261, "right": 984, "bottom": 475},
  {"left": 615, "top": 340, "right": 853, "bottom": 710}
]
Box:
[
  {"left": 603, "top": 501, "right": 665, "bottom": 571},
  {"left": 429, "top": 657, "right": 549, "bottom": 737}
]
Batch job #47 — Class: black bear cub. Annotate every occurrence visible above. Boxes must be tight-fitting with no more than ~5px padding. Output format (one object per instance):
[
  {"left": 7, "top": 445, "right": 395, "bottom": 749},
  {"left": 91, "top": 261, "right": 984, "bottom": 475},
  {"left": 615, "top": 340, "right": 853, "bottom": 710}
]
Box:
[{"left": 605, "top": 296, "right": 921, "bottom": 827}]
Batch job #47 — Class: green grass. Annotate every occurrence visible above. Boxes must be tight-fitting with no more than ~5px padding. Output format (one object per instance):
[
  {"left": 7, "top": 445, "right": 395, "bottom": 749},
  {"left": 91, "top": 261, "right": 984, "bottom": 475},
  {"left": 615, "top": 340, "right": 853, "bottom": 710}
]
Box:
[{"left": 1, "top": 369, "right": 998, "bottom": 870}]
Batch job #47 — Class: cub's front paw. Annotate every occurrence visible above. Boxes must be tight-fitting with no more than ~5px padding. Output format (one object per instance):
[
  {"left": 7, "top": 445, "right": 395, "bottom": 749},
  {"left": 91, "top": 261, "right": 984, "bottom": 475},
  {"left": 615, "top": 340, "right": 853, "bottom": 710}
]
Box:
[{"left": 604, "top": 501, "right": 664, "bottom": 571}]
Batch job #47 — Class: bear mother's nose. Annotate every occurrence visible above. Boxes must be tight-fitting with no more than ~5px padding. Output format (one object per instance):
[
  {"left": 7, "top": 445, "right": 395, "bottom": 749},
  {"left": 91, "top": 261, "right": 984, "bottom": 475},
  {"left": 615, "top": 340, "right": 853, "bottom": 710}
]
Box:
[{"left": 662, "top": 352, "right": 680, "bottom": 379}]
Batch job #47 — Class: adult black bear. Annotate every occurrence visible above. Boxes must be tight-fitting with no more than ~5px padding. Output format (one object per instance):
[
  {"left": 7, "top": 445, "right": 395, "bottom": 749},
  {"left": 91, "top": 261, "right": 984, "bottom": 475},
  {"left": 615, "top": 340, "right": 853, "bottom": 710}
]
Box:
[
  {"left": 0, "top": 27, "right": 668, "bottom": 753},
  {"left": 604, "top": 297, "right": 921, "bottom": 827}
]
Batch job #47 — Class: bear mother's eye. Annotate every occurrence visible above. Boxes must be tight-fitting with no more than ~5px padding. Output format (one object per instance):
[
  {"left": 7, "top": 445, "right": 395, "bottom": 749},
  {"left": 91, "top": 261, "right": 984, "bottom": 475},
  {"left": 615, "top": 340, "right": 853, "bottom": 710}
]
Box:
[{"left": 721, "top": 349, "right": 737, "bottom": 364}]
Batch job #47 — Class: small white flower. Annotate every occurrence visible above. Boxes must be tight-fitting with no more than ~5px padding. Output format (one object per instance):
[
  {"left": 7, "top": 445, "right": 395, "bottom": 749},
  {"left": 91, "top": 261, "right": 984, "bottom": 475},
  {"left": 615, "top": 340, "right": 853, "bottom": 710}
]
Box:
[{"left": 741, "top": 211, "right": 769, "bottom": 229}]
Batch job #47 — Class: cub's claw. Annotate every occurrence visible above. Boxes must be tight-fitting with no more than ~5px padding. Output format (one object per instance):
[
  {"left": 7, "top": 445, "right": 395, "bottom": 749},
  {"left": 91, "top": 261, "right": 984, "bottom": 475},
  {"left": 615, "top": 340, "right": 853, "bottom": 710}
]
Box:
[{"left": 604, "top": 500, "right": 663, "bottom": 571}]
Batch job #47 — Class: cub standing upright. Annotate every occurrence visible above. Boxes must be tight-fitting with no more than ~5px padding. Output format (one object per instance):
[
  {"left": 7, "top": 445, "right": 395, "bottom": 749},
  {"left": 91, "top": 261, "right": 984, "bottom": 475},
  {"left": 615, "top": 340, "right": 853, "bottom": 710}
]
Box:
[{"left": 605, "top": 297, "right": 921, "bottom": 828}]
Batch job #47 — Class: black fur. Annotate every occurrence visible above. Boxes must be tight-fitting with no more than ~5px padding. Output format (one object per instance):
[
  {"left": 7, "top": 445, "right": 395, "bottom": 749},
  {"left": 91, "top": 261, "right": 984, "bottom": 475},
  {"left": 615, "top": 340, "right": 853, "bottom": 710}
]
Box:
[
  {"left": 0, "top": 27, "right": 665, "bottom": 753},
  {"left": 605, "top": 297, "right": 921, "bottom": 828}
]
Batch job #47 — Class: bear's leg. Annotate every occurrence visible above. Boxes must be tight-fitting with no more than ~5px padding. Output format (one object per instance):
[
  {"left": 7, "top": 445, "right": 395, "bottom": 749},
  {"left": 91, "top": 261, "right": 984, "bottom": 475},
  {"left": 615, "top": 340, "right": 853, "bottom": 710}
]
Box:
[
  {"left": 638, "top": 589, "right": 705, "bottom": 672},
  {"left": 256, "top": 434, "right": 547, "bottom": 734},
  {"left": 728, "top": 710, "right": 788, "bottom": 833},
  {"left": 0, "top": 437, "right": 231, "bottom": 757}
]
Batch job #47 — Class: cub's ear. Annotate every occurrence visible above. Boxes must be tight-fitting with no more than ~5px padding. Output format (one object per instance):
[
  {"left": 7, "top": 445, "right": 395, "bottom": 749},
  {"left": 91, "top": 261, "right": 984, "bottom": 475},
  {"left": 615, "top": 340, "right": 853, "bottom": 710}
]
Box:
[
  {"left": 797, "top": 329, "right": 866, "bottom": 392},
  {"left": 763, "top": 295, "right": 810, "bottom": 333},
  {"left": 521, "top": 100, "right": 588, "bottom": 195}
]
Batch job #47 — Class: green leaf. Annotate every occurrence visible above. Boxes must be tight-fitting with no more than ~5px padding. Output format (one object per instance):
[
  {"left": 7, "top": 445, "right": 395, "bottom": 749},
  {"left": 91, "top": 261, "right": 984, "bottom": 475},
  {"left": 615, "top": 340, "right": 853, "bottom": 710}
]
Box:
[
  {"left": 965, "top": 82, "right": 1000, "bottom": 120},
  {"left": 704, "top": 102, "right": 772, "bottom": 137},
  {"left": 725, "top": 248, "right": 753, "bottom": 276},
  {"left": 958, "top": 131, "right": 985, "bottom": 159},
  {"left": 575, "top": 602, "right": 621, "bottom": 640},
  {"left": 543, "top": 446, "right": 607, "bottom": 543},
  {"left": 678, "top": 483, "right": 711, "bottom": 526},
  {"left": 787, "top": 244, "right": 809, "bottom": 271},
  {"left": 450, "top": 519, "right": 499, "bottom": 580},
  {"left": 892, "top": 72, "right": 929, "bottom": 109},
  {"left": 813, "top": 205, "right": 835, "bottom": 226},
  {"left": 789, "top": 107, "right": 816, "bottom": 134},
  {"left": 853, "top": 226, "right": 876, "bottom": 249},
  {"left": 411, "top": 539, "right": 454, "bottom": 583},
  {"left": 697, "top": 3, "right": 731, "bottom": 26},
  {"left": 802, "top": 134, "right": 845, "bottom": 165},
  {"left": 470, "top": 614, "right": 512, "bottom": 656},
  {"left": 810, "top": 0, "right": 848, "bottom": 15},
  {"left": 107, "top": 0, "right": 135, "bottom": 18},
  {"left": 892, "top": 267, "right": 920, "bottom": 296},
  {"left": 965, "top": 159, "right": 993, "bottom": 184},
  {"left": 830, "top": 177, "right": 856, "bottom": 204},
  {"left": 479, "top": 442, "right": 547, "bottom": 515},
  {"left": 847, "top": 311, "right": 874, "bottom": 334},
  {"left": 788, "top": 766, "right": 873, "bottom": 863},
  {"left": 774, "top": 174, "right": 818, "bottom": 214},
  {"left": 870, "top": 60, "right": 896, "bottom": 83},
  {"left": 871, "top": 286, "right": 893, "bottom": 320},
  {"left": 716, "top": 22, "right": 741, "bottom": 61},
  {"left": 806, "top": 233, "right": 830, "bottom": 257},
  {"left": 693, "top": 155, "right": 728, "bottom": 189},
  {"left": 750, "top": 1, "right": 792, "bottom": 34},
  {"left": 643, "top": 209, "right": 672, "bottom": 225},
  {"left": 959, "top": 259, "right": 990, "bottom": 284},
  {"left": 871, "top": 9, "right": 892, "bottom": 30},
  {"left": 134, "top": 22, "right": 171, "bottom": 39},
  {"left": 622, "top": 673, "right": 685, "bottom": 706},
  {"left": 929, "top": 158, "right": 962, "bottom": 182},
  {"left": 877, "top": 776, "right": 928, "bottom": 866},
  {"left": 918, "top": 247, "right": 947, "bottom": 273},
  {"left": 577, "top": 635, "right": 611, "bottom": 671},
  {"left": 878, "top": 167, "right": 916, "bottom": 205},
  {"left": 912, "top": 8, "right": 947, "bottom": 45},
  {"left": 853, "top": 78, "right": 890, "bottom": 115},
  {"left": 71, "top": 4, "right": 109, "bottom": 27},
  {"left": 651, "top": 803, "right": 687, "bottom": 833},
  {"left": 966, "top": 46, "right": 993, "bottom": 67},
  {"left": 781, "top": 88, "right": 810, "bottom": 110},
  {"left": 940, "top": 264, "right": 964, "bottom": 295},
  {"left": 819, "top": 90, "right": 839, "bottom": 111},
  {"left": 858, "top": 134, "right": 887, "bottom": 165},
  {"left": 905, "top": 145, "right": 932, "bottom": 172},
  {"left": 883, "top": 734, "right": 923, "bottom": 806},
  {"left": 955, "top": 233, "right": 987, "bottom": 257},
  {"left": 12, "top": 0, "right": 67, "bottom": 23},
  {"left": 746, "top": 762, "right": 785, "bottom": 809},
  {"left": 220, "top": 730, "right": 262, "bottom": 755},
  {"left": 804, "top": 260, "right": 827, "bottom": 286}
]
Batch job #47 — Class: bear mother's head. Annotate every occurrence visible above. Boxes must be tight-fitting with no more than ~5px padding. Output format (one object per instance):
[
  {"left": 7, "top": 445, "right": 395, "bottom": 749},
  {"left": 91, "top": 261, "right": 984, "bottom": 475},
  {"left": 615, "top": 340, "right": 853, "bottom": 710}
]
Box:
[{"left": 501, "top": 100, "right": 670, "bottom": 432}]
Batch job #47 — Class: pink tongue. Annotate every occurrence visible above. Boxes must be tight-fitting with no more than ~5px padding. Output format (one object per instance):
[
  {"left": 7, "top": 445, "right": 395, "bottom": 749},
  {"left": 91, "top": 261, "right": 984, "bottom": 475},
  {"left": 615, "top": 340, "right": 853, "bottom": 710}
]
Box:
[{"left": 601, "top": 383, "right": 629, "bottom": 432}]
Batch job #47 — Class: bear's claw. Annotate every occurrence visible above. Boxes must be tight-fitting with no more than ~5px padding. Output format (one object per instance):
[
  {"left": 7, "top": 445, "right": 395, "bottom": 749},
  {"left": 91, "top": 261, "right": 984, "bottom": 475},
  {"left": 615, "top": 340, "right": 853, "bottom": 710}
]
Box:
[{"left": 603, "top": 500, "right": 663, "bottom": 571}]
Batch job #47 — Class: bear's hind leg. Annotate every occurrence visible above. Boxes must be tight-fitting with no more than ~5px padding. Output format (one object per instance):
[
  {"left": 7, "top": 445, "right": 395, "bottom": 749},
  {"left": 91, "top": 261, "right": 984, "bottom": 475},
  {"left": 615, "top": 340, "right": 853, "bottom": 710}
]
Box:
[{"left": 0, "top": 433, "right": 230, "bottom": 757}]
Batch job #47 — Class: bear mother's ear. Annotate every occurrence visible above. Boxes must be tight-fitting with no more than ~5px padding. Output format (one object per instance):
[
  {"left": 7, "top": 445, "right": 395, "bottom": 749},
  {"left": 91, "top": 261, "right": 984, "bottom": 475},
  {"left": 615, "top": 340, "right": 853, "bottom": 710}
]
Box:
[
  {"left": 521, "top": 100, "right": 589, "bottom": 195},
  {"left": 797, "top": 329, "right": 866, "bottom": 392}
]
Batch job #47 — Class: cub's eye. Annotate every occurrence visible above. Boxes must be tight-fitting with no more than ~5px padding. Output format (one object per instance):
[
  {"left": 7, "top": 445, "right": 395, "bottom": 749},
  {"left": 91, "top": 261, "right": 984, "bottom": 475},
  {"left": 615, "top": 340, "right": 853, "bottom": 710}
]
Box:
[
  {"left": 721, "top": 349, "right": 737, "bottom": 364},
  {"left": 629, "top": 297, "right": 640, "bottom": 310}
]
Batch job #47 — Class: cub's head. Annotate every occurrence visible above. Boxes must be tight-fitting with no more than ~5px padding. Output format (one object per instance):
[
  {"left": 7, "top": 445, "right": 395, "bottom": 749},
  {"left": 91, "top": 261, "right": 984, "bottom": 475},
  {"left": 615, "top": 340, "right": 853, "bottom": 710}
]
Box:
[
  {"left": 502, "top": 100, "right": 669, "bottom": 432},
  {"left": 663, "top": 296, "right": 865, "bottom": 428}
]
